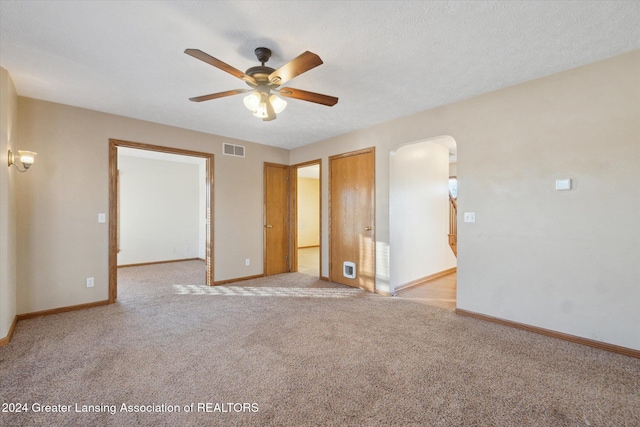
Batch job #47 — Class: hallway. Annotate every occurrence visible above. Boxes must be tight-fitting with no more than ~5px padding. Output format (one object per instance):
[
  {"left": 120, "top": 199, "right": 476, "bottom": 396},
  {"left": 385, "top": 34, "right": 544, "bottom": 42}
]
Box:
[
  {"left": 297, "top": 246, "right": 320, "bottom": 277},
  {"left": 395, "top": 272, "right": 456, "bottom": 310}
]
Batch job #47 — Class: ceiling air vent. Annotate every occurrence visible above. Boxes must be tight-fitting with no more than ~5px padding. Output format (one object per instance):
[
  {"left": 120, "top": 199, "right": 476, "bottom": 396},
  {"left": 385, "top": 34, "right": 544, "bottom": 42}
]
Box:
[{"left": 223, "top": 143, "right": 245, "bottom": 158}]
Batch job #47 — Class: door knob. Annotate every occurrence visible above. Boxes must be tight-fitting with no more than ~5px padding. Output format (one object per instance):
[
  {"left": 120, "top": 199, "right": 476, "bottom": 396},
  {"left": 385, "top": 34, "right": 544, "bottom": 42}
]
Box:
[
  {"left": 265, "top": 225, "right": 273, "bottom": 228},
  {"left": 365, "top": 226, "right": 372, "bottom": 231}
]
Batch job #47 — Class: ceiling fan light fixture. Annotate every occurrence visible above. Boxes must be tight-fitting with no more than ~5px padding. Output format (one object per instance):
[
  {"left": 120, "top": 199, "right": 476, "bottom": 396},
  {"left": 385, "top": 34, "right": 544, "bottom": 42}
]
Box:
[
  {"left": 252, "top": 101, "right": 269, "bottom": 119},
  {"left": 244, "top": 90, "right": 285, "bottom": 119},
  {"left": 243, "top": 91, "right": 261, "bottom": 112},
  {"left": 245, "top": 90, "right": 270, "bottom": 118},
  {"left": 269, "top": 94, "right": 287, "bottom": 114}
]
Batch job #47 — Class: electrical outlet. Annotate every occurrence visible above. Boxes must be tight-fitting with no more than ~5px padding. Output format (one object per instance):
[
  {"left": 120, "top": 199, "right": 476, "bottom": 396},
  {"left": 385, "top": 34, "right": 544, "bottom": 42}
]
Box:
[
  {"left": 86, "top": 277, "right": 94, "bottom": 288},
  {"left": 245, "top": 258, "right": 250, "bottom": 266}
]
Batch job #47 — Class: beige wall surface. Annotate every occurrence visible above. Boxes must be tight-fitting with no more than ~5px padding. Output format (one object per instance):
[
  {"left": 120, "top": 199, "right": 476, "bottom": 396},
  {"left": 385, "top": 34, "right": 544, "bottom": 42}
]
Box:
[
  {"left": 297, "top": 177, "right": 320, "bottom": 247},
  {"left": 16, "top": 98, "right": 288, "bottom": 313},
  {"left": 0, "top": 68, "right": 18, "bottom": 338},
  {"left": 117, "top": 155, "right": 202, "bottom": 266},
  {"left": 449, "top": 162, "right": 457, "bottom": 177},
  {"left": 290, "top": 50, "right": 640, "bottom": 350}
]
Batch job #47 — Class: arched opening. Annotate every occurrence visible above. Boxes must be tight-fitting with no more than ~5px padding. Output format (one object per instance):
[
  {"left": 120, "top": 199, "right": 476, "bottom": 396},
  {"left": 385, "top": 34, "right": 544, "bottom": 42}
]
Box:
[{"left": 389, "top": 136, "right": 457, "bottom": 308}]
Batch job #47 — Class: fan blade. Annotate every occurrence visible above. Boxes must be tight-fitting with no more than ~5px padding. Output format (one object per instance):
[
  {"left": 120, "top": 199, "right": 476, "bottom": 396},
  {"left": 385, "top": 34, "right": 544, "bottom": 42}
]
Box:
[
  {"left": 268, "top": 51, "right": 323, "bottom": 85},
  {"left": 185, "top": 49, "right": 256, "bottom": 85},
  {"left": 189, "top": 89, "right": 250, "bottom": 103},
  {"left": 278, "top": 87, "right": 338, "bottom": 106}
]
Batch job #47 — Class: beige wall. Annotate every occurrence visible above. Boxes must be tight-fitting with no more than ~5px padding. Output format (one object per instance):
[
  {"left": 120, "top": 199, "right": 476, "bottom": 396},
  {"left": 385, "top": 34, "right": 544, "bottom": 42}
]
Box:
[
  {"left": 117, "top": 155, "right": 203, "bottom": 266},
  {"left": 290, "top": 50, "right": 640, "bottom": 350},
  {"left": 16, "top": 98, "right": 288, "bottom": 313},
  {"left": 297, "top": 177, "right": 320, "bottom": 247},
  {"left": 449, "top": 162, "right": 457, "bottom": 177},
  {"left": 0, "top": 68, "right": 18, "bottom": 339}
]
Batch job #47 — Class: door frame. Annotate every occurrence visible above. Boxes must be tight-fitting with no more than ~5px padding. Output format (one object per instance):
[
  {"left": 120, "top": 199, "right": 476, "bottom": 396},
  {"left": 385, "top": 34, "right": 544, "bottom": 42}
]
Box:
[
  {"left": 108, "top": 139, "right": 214, "bottom": 303},
  {"left": 328, "top": 147, "right": 376, "bottom": 291},
  {"left": 290, "top": 159, "right": 322, "bottom": 276}
]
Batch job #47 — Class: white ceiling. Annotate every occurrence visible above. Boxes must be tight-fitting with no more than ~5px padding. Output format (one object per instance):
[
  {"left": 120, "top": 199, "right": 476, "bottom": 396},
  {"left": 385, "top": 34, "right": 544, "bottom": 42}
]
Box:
[{"left": 1, "top": 1, "right": 638, "bottom": 150}]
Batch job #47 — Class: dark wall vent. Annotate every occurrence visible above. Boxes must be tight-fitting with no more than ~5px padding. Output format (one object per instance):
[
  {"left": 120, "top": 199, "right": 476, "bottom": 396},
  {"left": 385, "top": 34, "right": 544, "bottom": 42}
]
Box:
[{"left": 223, "top": 143, "right": 245, "bottom": 158}]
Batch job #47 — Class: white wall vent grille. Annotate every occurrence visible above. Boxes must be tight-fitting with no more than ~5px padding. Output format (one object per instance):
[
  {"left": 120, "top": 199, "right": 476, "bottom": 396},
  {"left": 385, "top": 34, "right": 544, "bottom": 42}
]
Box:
[{"left": 223, "top": 143, "right": 245, "bottom": 158}]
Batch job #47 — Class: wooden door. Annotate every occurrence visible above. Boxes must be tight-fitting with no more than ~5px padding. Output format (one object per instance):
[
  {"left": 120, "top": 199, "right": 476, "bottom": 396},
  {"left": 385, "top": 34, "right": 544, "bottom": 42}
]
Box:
[
  {"left": 329, "top": 148, "right": 375, "bottom": 292},
  {"left": 264, "top": 163, "right": 290, "bottom": 275}
]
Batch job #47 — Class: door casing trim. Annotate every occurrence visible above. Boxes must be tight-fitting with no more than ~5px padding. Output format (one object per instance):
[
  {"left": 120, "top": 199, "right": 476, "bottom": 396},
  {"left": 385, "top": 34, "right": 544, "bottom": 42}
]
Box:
[{"left": 108, "top": 139, "right": 214, "bottom": 302}]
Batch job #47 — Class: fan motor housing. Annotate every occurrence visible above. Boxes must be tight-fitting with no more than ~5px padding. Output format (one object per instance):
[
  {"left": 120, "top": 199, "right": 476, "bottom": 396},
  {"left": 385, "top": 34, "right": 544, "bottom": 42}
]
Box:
[
  {"left": 246, "top": 66, "right": 275, "bottom": 81},
  {"left": 245, "top": 47, "right": 276, "bottom": 86}
]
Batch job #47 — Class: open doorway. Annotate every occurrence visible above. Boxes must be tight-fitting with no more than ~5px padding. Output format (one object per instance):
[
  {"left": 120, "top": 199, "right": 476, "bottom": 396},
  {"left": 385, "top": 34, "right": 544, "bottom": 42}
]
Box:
[
  {"left": 292, "top": 160, "right": 321, "bottom": 277},
  {"left": 117, "top": 147, "right": 206, "bottom": 267},
  {"left": 108, "top": 139, "right": 214, "bottom": 303},
  {"left": 390, "top": 137, "right": 457, "bottom": 308}
]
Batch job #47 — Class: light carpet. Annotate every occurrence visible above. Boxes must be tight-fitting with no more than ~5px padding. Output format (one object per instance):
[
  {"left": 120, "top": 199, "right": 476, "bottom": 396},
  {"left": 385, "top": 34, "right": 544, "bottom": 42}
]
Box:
[{"left": 1, "top": 260, "right": 638, "bottom": 426}]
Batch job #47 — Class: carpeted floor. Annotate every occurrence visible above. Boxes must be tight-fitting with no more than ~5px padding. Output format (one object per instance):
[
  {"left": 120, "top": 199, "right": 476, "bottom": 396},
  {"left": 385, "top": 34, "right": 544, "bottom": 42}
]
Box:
[{"left": 1, "top": 260, "right": 638, "bottom": 426}]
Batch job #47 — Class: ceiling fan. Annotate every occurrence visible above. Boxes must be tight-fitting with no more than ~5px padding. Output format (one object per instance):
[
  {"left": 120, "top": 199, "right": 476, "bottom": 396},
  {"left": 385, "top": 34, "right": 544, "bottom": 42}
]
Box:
[{"left": 185, "top": 47, "right": 338, "bottom": 121}]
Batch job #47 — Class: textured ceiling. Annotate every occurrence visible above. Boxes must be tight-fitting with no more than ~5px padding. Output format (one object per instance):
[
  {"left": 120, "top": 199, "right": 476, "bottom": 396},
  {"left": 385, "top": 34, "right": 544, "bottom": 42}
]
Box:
[{"left": 1, "top": 1, "right": 638, "bottom": 149}]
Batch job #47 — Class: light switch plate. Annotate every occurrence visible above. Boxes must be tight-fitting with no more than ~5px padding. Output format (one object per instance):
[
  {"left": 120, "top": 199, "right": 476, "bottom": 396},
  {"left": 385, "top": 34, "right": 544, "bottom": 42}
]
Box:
[
  {"left": 98, "top": 213, "right": 106, "bottom": 223},
  {"left": 464, "top": 212, "right": 476, "bottom": 223},
  {"left": 555, "top": 179, "right": 571, "bottom": 191}
]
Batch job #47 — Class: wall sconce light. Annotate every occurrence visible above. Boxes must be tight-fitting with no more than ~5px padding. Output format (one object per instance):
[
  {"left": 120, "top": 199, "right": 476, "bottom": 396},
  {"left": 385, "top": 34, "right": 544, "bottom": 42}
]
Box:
[{"left": 8, "top": 149, "right": 37, "bottom": 172}]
